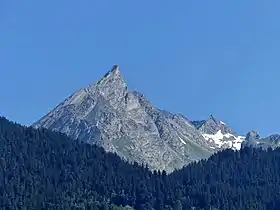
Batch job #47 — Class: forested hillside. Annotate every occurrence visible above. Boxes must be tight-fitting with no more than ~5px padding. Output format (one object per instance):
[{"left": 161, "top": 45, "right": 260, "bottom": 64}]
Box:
[{"left": 1, "top": 117, "right": 280, "bottom": 210}]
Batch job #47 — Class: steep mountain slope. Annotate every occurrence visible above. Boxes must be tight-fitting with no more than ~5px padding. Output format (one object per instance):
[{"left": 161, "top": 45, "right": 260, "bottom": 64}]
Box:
[{"left": 33, "top": 65, "right": 242, "bottom": 172}]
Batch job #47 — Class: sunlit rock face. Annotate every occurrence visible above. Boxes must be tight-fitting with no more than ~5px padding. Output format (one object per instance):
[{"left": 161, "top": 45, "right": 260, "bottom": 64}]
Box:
[{"left": 34, "top": 65, "right": 247, "bottom": 172}]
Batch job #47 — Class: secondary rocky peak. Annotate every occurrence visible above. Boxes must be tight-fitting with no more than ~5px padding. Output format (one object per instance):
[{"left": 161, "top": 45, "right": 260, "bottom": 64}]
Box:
[
  {"left": 191, "top": 115, "right": 220, "bottom": 132},
  {"left": 208, "top": 114, "right": 217, "bottom": 123},
  {"left": 263, "top": 134, "right": 280, "bottom": 147},
  {"left": 266, "top": 134, "right": 280, "bottom": 141},
  {"left": 242, "top": 132, "right": 280, "bottom": 150},
  {"left": 195, "top": 115, "right": 230, "bottom": 135},
  {"left": 246, "top": 131, "right": 260, "bottom": 141},
  {"left": 241, "top": 131, "right": 261, "bottom": 149}
]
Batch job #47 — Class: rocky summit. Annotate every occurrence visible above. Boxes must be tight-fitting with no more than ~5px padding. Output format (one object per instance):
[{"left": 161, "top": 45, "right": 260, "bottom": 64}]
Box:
[
  {"left": 33, "top": 65, "right": 247, "bottom": 172},
  {"left": 241, "top": 131, "right": 280, "bottom": 149},
  {"left": 191, "top": 116, "right": 245, "bottom": 150}
]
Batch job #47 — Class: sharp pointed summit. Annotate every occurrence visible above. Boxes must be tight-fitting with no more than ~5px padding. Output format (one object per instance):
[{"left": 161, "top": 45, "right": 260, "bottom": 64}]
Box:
[
  {"left": 111, "top": 64, "right": 120, "bottom": 73},
  {"left": 95, "top": 65, "right": 125, "bottom": 86},
  {"left": 191, "top": 115, "right": 219, "bottom": 130},
  {"left": 102, "top": 65, "right": 121, "bottom": 78},
  {"left": 86, "top": 65, "right": 127, "bottom": 106},
  {"left": 208, "top": 114, "right": 217, "bottom": 123}
]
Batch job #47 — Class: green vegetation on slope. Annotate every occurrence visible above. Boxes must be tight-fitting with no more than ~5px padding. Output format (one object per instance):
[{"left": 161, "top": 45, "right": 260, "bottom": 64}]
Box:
[{"left": 1, "top": 117, "right": 280, "bottom": 209}]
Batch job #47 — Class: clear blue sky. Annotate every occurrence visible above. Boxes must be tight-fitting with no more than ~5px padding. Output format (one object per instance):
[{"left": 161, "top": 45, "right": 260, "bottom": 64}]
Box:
[{"left": 1, "top": 1, "right": 280, "bottom": 137}]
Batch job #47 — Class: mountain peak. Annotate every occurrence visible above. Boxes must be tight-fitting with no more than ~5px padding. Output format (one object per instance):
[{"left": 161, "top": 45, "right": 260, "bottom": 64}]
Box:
[
  {"left": 103, "top": 65, "right": 120, "bottom": 78},
  {"left": 206, "top": 115, "right": 219, "bottom": 124},
  {"left": 88, "top": 65, "right": 125, "bottom": 90},
  {"left": 192, "top": 115, "right": 236, "bottom": 136},
  {"left": 208, "top": 114, "right": 216, "bottom": 120},
  {"left": 245, "top": 131, "right": 260, "bottom": 141},
  {"left": 88, "top": 65, "right": 127, "bottom": 106},
  {"left": 96, "top": 65, "right": 123, "bottom": 84}
]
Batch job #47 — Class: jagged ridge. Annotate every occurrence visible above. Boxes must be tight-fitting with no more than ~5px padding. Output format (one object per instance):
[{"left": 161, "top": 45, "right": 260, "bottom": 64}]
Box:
[{"left": 33, "top": 65, "right": 260, "bottom": 172}]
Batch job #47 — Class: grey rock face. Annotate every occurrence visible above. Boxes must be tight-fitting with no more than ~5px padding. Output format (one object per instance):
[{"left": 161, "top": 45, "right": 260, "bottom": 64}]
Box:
[
  {"left": 242, "top": 131, "right": 280, "bottom": 149},
  {"left": 192, "top": 115, "right": 235, "bottom": 135},
  {"left": 241, "top": 131, "right": 260, "bottom": 149},
  {"left": 246, "top": 131, "right": 260, "bottom": 141},
  {"left": 33, "top": 65, "right": 243, "bottom": 172}
]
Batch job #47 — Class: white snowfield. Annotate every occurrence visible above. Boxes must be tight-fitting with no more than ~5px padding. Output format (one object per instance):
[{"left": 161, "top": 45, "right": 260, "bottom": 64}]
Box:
[{"left": 202, "top": 130, "right": 245, "bottom": 150}]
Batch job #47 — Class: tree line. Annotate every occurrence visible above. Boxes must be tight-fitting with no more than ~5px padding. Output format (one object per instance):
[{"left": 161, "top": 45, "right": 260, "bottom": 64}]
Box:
[{"left": 0, "top": 117, "right": 280, "bottom": 209}]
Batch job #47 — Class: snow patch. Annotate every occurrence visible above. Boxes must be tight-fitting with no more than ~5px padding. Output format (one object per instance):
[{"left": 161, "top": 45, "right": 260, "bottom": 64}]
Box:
[
  {"left": 179, "top": 137, "right": 187, "bottom": 145},
  {"left": 220, "top": 121, "right": 226, "bottom": 125},
  {"left": 202, "top": 130, "right": 245, "bottom": 150},
  {"left": 232, "top": 136, "right": 245, "bottom": 150},
  {"left": 203, "top": 130, "right": 226, "bottom": 148}
]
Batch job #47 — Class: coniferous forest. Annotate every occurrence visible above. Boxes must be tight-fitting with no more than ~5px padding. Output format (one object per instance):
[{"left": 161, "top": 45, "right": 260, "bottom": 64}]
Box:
[{"left": 1, "top": 117, "right": 280, "bottom": 209}]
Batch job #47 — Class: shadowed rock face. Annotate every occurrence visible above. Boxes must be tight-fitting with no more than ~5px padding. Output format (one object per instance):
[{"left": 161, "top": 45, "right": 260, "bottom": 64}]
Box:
[{"left": 33, "top": 65, "right": 245, "bottom": 172}]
